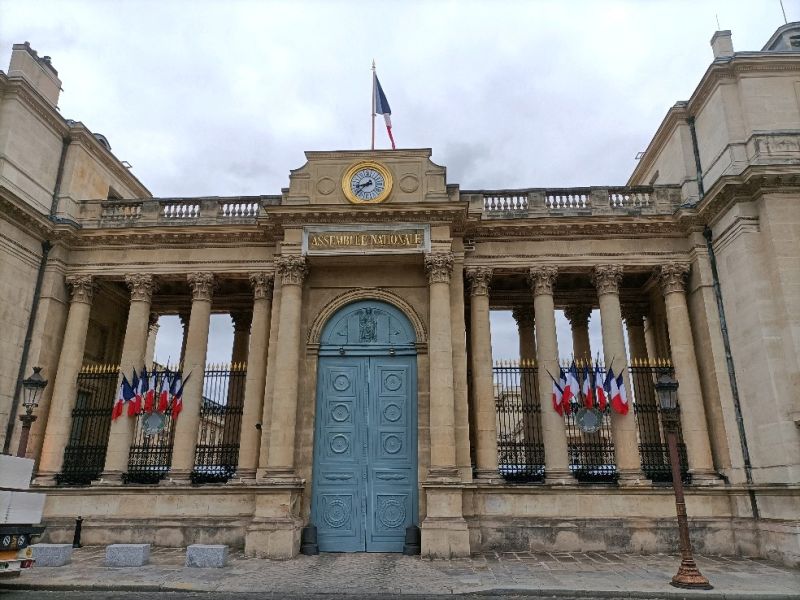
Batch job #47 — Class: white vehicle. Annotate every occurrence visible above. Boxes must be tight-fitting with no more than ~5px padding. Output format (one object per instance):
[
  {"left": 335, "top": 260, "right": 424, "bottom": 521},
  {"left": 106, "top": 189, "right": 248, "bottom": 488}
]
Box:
[{"left": 0, "top": 455, "right": 46, "bottom": 577}]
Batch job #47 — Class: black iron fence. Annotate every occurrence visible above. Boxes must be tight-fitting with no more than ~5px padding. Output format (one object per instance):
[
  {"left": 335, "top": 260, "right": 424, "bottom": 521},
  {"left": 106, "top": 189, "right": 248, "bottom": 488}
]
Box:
[
  {"left": 492, "top": 359, "right": 689, "bottom": 484},
  {"left": 56, "top": 365, "right": 117, "bottom": 485},
  {"left": 493, "top": 360, "right": 545, "bottom": 482},
  {"left": 124, "top": 366, "right": 178, "bottom": 484},
  {"left": 191, "top": 363, "right": 246, "bottom": 483}
]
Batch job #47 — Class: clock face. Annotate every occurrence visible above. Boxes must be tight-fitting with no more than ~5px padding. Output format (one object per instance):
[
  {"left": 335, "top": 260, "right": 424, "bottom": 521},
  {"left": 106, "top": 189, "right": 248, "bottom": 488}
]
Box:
[{"left": 342, "top": 161, "right": 393, "bottom": 204}]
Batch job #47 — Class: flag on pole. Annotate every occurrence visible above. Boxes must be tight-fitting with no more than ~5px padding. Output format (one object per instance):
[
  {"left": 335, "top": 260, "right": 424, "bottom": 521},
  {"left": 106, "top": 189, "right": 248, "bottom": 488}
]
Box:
[
  {"left": 562, "top": 362, "right": 579, "bottom": 410},
  {"left": 611, "top": 371, "right": 629, "bottom": 415},
  {"left": 373, "top": 73, "right": 395, "bottom": 150},
  {"left": 551, "top": 373, "right": 564, "bottom": 416},
  {"left": 143, "top": 367, "right": 156, "bottom": 414},
  {"left": 594, "top": 363, "right": 607, "bottom": 411},
  {"left": 130, "top": 368, "right": 142, "bottom": 416},
  {"left": 157, "top": 370, "right": 170, "bottom": 413},
  {"left": 113, "top": 374, "right": 134, "bottom": 420},
  {"left": 581, "top": 365, "right": 594, "bottom": 409},
  {"left": 171, "top": 372, "right": 189, "bottom": 420}
]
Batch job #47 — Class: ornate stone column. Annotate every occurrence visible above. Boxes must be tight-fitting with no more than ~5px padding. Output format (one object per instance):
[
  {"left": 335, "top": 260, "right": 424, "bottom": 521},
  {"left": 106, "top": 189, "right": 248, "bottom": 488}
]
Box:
[
  {"left": 102, "top": 274, "right": 157, "bottom": 481},
  {"left": 421, "top": 251, "right": 469, "bottom": 558},
  {"left": 564, "top": 304, "right": 593, "bottom": 362},
  {"left": 264, "top": 256, "right": 308, "bottom": 479},
  {"left": 221, "top": 310, "right": 252, "bottom": 448},
  {"left": 178, "top": 312, "right": 190, "bottom": 366},
  {"left": 512, "top": 306, "right": 541, "bottom": 464},
  {"left": 592, "top": 265, "right": 647, "bottom": 486},
  {"left": 658, "top": 263, "right": 717, "bottom": 483},
  {"left": 528, "top": 267, "right": 575, "bottom": 484},
  {"left": 623, "top": 304, "right": 660, "bottom": 447},
  {"left": 230, "top": 311, "right": 252, "bottom": 367},
  {"left": 169, "top": 272, "right": 215, "bottom": 479},
  {"left": 450, "top": 252, "right": 472, "bottom": 481},
  {"left": 37, "top": 275, "right": 95, "bottom": 480},
  {"left": 237, "top": 273, "right": 273, "bottom": 479},
  {"left": 144, "top": 312, "right": 159, "bottom": 369},
  {"left": 466, "top": 267, "right": 498, "bottom": 478}
]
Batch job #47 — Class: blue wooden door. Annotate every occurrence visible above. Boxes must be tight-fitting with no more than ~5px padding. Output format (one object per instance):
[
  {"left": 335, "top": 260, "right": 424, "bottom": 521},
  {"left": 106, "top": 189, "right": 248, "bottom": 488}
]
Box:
[{"left": 312, "top": 300, "right": 417, "bottom": 552}]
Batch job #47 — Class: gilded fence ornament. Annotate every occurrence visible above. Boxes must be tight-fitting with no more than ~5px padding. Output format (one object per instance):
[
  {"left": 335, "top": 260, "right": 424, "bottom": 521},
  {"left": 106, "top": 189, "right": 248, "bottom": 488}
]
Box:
[
  {"left": 276, "top": 255, "right": 308, "bottom": 286},
  {"left": 591, "top": 264, "right": 623, "bottom": 295},
  {"left": 424, "top": 252, "right": 454, "bottom": 284},
  {"left": 465, "top": 266, "right": 493, "bottom": 296},
  {"left": 187, "top": 272, "right": 215, "bottom": 301},
  {"left": 65, "top": 274, "right": 94, "bottom": 304},
  {"left": 124, "top": 273, "right": 156, "bottom": 302},
  {"left": 658, "top": 263, "right": 690, "bottom": 296},
  {"left": 527, "top": 266, "right": 558, "bottom": 296},
  {"left": 249, "top": 272, "right": 274, "bottom": 299}
]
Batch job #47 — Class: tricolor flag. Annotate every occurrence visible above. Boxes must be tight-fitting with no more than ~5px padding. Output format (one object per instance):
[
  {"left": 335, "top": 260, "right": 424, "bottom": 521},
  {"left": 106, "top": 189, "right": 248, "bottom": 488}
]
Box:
[
  {"left": 562, "top": 362, "right": 579, "bottom": 410},
  {"left": 157, "top": 370, "right": 170, "bottom": 413},
  {"left": 171, "top": 372, "right": 188, "bottom": 420},
  {"left": 373, "top": 72, "right": 395, "bottom": 150},
  {"left": 559, "top": 366, "right": 572, "bottom": 416},
  {"left": 129, "top": 368, "right": 142, "bottom": 416},
  {"left": 611, "top": 371, "right": 629, "bottom": 415},
  {"left": 581, "top": 365, "right": 594, "bottom": 409},
  {"left": 594, "top": 363, "right": 607, "bottom": 411},
  {"left": 551, "top": 374, "right": 564, "bottom": 416},
  {"left": 113, "top": 374, "right": 134, "bottom": 420},
  {"left": 143, "top": 367, "right": 156, "bottom": 414}
]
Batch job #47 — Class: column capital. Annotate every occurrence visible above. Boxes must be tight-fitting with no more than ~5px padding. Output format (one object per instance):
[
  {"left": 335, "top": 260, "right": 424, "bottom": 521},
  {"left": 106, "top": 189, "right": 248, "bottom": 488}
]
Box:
[
  {"left": 124, "top": 273, "right": 156, "bottom": 302},
  {"left": 178, "top": 312, "right": 190, "bottom": 328},
  {"left": 424, "top": 252, "right": 454, "bottom": 284},
  {"left": 65, "top": 274, "right": 94, "bottom": 304},
  {"left": 231, "top": 310, "right": 253, "bottom": 333},
  {"left": 511, "top": 305, "right": 535, "bottom": 329},
  {"left": 622, "top": 304, "right": 648, "bottom": 326},
  {"left": 592, "top": 264, "right": 623, "bottom": 296},
  {"left": 465, "top": 266, "right": 492, "bottom": 296},
  {"left": 249, "top": 272, "right": 274, "bottom": 299},
  {"left": 563, "top": 304, "right": 592, "bottom": 327},
  {"left": 276, "top": 255, "right": 308, "bottom": 286},
  {"left": 148, "top": 311, "right": 160, "bottom": 329},
  {"left": 527, "top": 266, "right": 558, "bottom": 296},
  {"left": 658, "top": 262, "right": 690, "bottom": 296},
  {"left": 187, "top": 272, "right": 215, "bottom": 301}
]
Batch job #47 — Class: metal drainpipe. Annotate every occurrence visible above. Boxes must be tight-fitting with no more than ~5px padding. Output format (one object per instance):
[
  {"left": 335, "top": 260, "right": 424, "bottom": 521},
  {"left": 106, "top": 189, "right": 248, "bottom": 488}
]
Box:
[
  {"left": 687, "top": 117, "right": 705, "bottom": 200},
  {"left": 2, "top": 134, "right": 70, "bottom": 454}
]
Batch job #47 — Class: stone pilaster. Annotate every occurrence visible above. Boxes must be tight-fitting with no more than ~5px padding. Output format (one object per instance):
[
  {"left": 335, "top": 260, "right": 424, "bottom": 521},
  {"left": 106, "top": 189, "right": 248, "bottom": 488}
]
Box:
[
  {"left": 264, "top": 256, "right": 308, "bottom": 480},
  {"left": 528, "top": 266, "right": 575, "bottom": 484},
  {"left": 658, "top": 263, "right": 717, "bottom": 483},
  {"left": 512, "top": 305, "right": 541, "bottom": 464},
  {"left": 623, "top": 304, "right": 660, "bottom": 447},
  {"left": 178, "top": 312, "right": 190, "bottom": 366},
  {"left": 450, "top": 254, "right": 472, "bottom": 481},
  {"left": 169, "top": 272, "right": 215, "bottom": 479},
  {"left": 237, "top": 273, "right": 273, "bottom": 479},
  {"left": 101, "top": 274, "right": 157, "bottom": 481},
  {"left": 37, "top": 275, "right": 95, "bottom": 480},
  {"left": 564, "top": 304, "right": 593, "bottom": 362},
  {"left": 592, "top": 265, "right": 647, "bottom": 486},
  {"left": 466, "top": 266, "right": 498, "bottom": 479}
]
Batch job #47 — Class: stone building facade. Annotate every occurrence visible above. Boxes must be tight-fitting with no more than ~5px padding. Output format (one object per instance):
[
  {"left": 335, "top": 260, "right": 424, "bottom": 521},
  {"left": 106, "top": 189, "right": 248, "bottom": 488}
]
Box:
[{"left": 1, "top": 26, "right": 798, "bottom": 565}]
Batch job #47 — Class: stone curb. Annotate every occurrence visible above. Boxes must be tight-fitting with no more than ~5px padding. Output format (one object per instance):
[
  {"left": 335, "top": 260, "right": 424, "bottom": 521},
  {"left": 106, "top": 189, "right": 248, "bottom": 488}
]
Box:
[{"left": 1, "top": 581, "right": 800, "bottom": 599}]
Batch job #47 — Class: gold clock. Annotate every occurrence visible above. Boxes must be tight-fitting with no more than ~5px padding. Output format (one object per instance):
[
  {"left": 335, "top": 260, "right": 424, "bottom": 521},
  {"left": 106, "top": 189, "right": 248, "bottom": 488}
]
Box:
[{"left": 342, "top": 161, "right": 393, "bottom": 204}]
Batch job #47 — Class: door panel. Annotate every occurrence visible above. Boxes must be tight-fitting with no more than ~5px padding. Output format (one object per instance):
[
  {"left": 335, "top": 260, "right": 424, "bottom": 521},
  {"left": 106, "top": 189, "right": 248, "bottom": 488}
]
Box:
[{"left": 312, "top": 353, "right": 416, "bottom": 552}]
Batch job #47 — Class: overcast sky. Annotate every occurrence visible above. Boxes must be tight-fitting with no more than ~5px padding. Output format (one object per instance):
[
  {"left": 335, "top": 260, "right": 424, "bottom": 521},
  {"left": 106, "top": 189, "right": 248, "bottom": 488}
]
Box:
[{"left": 0, "top": 0, "right": 789, "bottom": 366}]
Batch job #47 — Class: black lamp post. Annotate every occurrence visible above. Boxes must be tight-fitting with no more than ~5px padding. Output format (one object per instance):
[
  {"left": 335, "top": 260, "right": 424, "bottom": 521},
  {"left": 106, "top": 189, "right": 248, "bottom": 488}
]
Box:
[
  {"left": 655, "top": 370, "right": 712, "bottom": 590},
  {"left": 16, "top": 367, "right": 47, "bottom": 458}
]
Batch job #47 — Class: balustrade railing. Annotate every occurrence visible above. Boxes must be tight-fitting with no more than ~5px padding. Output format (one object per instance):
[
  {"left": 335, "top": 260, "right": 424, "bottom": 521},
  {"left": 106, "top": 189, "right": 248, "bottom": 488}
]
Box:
[
  {"left": 100, "top": 201, "right": 142, "bottom": 222},
  {"left": 608, "top": 188, "right": 652, "bottom": 209},
  {"left": 545, "top": 189, "right": 590, "bottom": 209},
  {"left": 56, "top": 364, "right": 118, "bottom": 486},
  {"left": 191, "top": 363, "right": 246, "bottom": 483},
  {"left": 483, "top": 193, "right": 529, "bottom": 212},
  {"left": 161, "top": 200, "right": 200, "bottom": 219}
]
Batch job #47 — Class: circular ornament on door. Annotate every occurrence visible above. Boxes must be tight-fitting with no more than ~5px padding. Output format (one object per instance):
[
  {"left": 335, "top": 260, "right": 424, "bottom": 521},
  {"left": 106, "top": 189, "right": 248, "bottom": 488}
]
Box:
[
  {"left": 330, "top": 434, "right": 350, "bottom": 454},
  {"left": 378, "top": 498, "right": 406, "bottom": 528},
  {"left": 383, "top": 403, "right": 402, "bottom": 422},
  {"left": 324, "top": 498, "right": 349, "bottom": 528},
  {"left": 382, "top": 434, "right": 402, "bottom": 454},
  {"left": 384, "top": 374, "right": 402, "bottom": 391},
  {"left": 332, "top": 374, "right": 351, "bottom": 392},
  {"left": 331, "top": 403, "right": 350, "bottom": 422}
]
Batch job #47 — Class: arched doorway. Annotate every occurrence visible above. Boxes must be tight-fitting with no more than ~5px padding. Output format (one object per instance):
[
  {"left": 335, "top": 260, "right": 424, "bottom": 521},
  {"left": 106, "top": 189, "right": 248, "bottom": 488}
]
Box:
[{"left": 310, "top": 299, "right": 418, "bottom": 552}]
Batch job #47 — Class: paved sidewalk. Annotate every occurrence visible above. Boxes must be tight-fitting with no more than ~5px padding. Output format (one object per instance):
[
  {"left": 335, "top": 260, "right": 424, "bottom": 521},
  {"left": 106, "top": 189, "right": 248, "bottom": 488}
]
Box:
[{"left": 2, "top": 547, "right": 799, "bottom": 598}]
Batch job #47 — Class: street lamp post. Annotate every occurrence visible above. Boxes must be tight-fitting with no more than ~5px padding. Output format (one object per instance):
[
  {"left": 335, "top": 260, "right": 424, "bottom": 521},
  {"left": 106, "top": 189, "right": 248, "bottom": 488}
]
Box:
[
  {"left": 655, "top": 370, "right": 713, "bottom": 590},
  {"left": 16, "top": 366, "right": 48, "bottom": 458}
]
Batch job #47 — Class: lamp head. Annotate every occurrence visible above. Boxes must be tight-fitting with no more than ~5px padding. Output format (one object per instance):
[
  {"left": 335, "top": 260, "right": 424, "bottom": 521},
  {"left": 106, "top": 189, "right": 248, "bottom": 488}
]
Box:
[
  {"left": 655, "top": 370, "right": 679, "bottom": 412},
  {"left": 21, "top": 366, "right": 47, "bottom": 410}
]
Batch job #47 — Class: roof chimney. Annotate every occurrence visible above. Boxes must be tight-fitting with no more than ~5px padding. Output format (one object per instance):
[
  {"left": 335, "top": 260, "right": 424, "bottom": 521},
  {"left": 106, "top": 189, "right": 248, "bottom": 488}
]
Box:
[
  {"left": 8, "top": 42, "right": 62, "bottom": 107},
  {"left": 710, "top": 30, "right": 734, "bottom": 59}
]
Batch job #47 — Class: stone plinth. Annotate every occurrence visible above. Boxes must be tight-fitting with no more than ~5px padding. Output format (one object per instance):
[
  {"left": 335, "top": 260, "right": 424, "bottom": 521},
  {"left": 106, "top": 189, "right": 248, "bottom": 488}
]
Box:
[
  {"left": 186, "top": 544, "right": 228, "bottom": 567},
  {"left": 105, "top": 544, "right": 150, "bottom": 567},
  {"left": 31, "top": 543, "right": 72, "bottom": 566}
]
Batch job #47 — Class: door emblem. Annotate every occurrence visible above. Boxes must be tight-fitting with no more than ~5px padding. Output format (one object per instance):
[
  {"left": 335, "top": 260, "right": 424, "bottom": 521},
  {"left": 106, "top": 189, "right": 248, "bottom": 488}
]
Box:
[
  {"left": 331, "top": 403, "right": 351, "bottom": 422},
  {"left": 377, "top": 496, "right": 406, "bottom": 528},
  {"left": 384, "top": 374, "right": 402, "bottom": 391},
  {"left": 383, "top": 403, "right": 402, "bottom": 422},
  {"left": 359, "top": 308, "right": 377, "bottom": 343},
  {"left": 382, "top": 434, "right": 402, "bottom": 454},
  {"left": 332, "top": 374, "right": 351, "bottom": 391},
  {"left": 330, "top": 434, "right": 350, "bottom": 454},
  {"left": 323, "top": 496, "right": 352, "bottom": 528}
]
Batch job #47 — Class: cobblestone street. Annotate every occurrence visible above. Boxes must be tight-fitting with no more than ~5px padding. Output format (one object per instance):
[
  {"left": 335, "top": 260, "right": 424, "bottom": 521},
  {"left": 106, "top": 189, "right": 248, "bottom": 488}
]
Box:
[{"left": 2, "top": 546, "right": 799, "bottom": 598}]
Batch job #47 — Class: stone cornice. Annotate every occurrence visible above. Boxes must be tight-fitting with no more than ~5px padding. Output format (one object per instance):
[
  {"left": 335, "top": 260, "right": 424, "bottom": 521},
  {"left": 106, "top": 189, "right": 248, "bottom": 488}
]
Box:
[
  {"left": 0, "top": 191, "right": 53, "bottom": 240},
  {"left": 69, "top": 228, "right": 270, "bottom": 248},
  {"left": 472, "top": 217, "right": 684, "bottom": 240},
  {"left": 67, "top": 128, "right": 151, "bottom": 197},
  {"left": 262, "top": 203, "right": 469, "bottom": 231},
  {"left": 0, "top": 75, "right": 69, "bottom": 137}
]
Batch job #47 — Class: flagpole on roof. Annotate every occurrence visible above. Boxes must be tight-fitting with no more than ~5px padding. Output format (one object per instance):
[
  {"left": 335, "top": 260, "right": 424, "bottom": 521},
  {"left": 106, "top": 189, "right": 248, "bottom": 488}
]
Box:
[{"left": 371, "top": 59, "right": 376, "bottom": 151}]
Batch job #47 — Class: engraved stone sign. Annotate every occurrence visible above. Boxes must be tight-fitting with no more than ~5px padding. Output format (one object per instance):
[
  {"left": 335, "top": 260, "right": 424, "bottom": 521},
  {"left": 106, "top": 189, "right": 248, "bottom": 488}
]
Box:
[{"left": 303, "top": 224, "right": 430, "bottom": 255}]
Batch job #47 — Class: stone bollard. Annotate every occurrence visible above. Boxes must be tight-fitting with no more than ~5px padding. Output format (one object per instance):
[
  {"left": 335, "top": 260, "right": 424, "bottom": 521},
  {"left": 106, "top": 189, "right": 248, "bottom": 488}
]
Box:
[
  {"left": 105, "top": 544, "right": 150, "bottom": 567},
  {"left": 185, "top": 544, "right": 228, "bottom": 568},
  {"left": 31, "top": 544, "right": 73, "bottom": 567}
]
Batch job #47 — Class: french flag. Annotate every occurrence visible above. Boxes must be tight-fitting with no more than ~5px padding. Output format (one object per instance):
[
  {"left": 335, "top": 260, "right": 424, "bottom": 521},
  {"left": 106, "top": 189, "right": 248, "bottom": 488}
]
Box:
[
  {"left": 611, "top": 371, "right": 629, "bottom": 415},
  {"left": 374, "top": 73, "right": 395, "bottom": 150},
  {"left": 129, "top": 368, "right": 141, "bottom": 416},
  {"left": 582, "top": 365, "right": 594, "bottom": 409},
  {"left": 143, "top": 367, "right": 156, "bottom": 414},
  {"left": 594, "top": 363, "right": 607, "bottom": 411},
  {"left": 157, "top": 371, "right": 170, "bottom": 413},
  {"left": 551, "top": 375, "right": 564, "bottom": 416},
  {"left": 171, "top": 372, "right": 188, "bottom": 420},
  {"left": 113, "top": 374, "right": 135, "bottom": 420}
]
